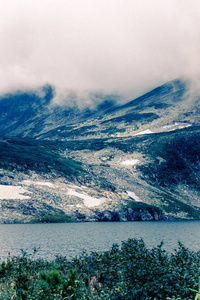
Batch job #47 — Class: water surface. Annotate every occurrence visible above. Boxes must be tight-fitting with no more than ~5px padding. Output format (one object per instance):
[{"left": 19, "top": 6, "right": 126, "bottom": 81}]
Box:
[{"left": 0, "top": 221, "right": 200, "bottom": 261}]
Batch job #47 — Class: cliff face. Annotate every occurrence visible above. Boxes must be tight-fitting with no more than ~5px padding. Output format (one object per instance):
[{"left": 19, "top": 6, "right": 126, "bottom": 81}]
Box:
[
  {"left": 91, "top": 207, "right": 167, "bottom": 222},
  {"left": 122, "top": 207, "right": 167, "bottom": 221}
]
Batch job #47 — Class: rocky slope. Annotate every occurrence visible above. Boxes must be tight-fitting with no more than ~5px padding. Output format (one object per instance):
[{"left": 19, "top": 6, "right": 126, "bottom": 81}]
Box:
[{"left": 0, "top": 79, "right": 200, "bottom": 222}]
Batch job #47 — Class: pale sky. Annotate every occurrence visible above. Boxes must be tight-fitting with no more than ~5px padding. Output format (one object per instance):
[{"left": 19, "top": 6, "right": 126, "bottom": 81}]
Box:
[{"left": 0, "top": 0, "right": 200, "bottom": 102}]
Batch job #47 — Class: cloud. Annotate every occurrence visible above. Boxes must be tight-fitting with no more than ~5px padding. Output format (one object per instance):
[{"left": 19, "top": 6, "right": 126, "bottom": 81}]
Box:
[{"left": 0, "top": 0, "right": 200, "bottom": 102}]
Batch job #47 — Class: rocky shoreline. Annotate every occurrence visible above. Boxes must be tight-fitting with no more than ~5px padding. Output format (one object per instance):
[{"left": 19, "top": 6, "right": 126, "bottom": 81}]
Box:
[
  {"left": 0, "top": 205, "right": 168, "bottom": 224},
  {"left": 74, "top": 206, "right": 168, "bottom": 222}
]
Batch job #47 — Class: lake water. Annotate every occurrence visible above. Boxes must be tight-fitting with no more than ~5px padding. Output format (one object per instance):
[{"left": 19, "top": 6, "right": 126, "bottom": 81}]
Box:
[{"left": 0, "top": 221, "right": 200, "bottom": 261}]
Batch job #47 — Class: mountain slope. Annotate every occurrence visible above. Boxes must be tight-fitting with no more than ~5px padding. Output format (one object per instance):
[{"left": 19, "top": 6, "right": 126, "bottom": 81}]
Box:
[
  {"left": 0, "top": 85, "right": 117, "bottom": 138},
  {"left": 0, "top": 79, "right": 200, "bottom": 222},
  {"left": 33, "top": 79, "right": 197, "bottom": 141}
]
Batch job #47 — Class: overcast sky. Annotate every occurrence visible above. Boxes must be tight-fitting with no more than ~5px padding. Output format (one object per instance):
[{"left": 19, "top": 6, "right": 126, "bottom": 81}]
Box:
[{"left": 0, "top": 0, "right": 200, "bottom": 102}]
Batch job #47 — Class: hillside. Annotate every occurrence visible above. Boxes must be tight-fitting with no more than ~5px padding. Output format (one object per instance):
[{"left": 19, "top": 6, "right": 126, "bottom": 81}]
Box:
[{"left": 0, "top": 79, "right": 200, "bottom": 223}]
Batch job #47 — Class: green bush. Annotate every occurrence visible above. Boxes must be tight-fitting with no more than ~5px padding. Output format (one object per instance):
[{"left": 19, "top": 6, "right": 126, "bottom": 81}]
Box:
[
  {"left": 0, "top": 239, "right": 200, "bottom": 299},
  {"left": 32, "top": 214, "right": 74, "bottom": 223}
]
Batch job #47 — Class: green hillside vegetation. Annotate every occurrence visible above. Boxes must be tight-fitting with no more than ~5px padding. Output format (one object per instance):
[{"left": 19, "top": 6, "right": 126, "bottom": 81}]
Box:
[
  {"left": 0, "top": 137, "right": 116, "bottom": 193},
  {"left": 32, "top": 214, "right": 74, "bottom": 223},
  {"left": 138, "top": 127, "right": 200, "bottom": 189},
  {"left": 0, "top": 137, "right": 84, "bottom": 179},
  {"left": 101, "top": 112, "right": 159, "bottom": 124}
]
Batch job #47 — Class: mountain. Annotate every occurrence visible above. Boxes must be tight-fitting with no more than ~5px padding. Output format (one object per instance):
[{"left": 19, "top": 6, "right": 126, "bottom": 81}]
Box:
[
  {"left": 0, "top": 85, "right": 117, "bottom": 138},
  {"left": 0, "top": 79, "right": 200, "bottom": 223}
]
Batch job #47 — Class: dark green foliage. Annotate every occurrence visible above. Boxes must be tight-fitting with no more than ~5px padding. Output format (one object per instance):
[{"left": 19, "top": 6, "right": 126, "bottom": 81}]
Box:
[
  {"left": 32, "top": 214, "right": 74, "bottom": 223},
  {"left": 138, "top": 128, "right": 200, "bottom": 189},
  {"left": 0, "top": 137, "right": 84, "bottom": 178},
  {"left": 154, "top": 190, "right": 200, "bottom": 219},
  {"left": 40, "top": 125, "right": 99, "bottom": 139},
  {"left": 101, "top": 112, "right": 159, "bottom": 124},
  {"left": 63, "top": 138, "right": 106, "bottom": 152},
  {"left": 67, "top": 125, "right": 98, "bottom": 137},
  {"left": 35, "top": 125, "right": 75, "bottom": 139},
  {"left": 0, "top": 239, "right": 200, "bottom": 299},
  {"left": 100, "top": 126, "right": 126, "bottom": 134},
  {"left": 126, "top": 201, "right": 164, "bottom": 218},
  {"left": 129, "top": 102, "right": 170, "bottom": 113},
  {"left": 134, "top": 126, "right": 200, "bottom": 218}
]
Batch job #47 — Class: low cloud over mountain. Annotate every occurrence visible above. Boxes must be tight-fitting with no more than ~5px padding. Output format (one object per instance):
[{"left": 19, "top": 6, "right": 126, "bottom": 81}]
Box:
[{"left": 1, "top": 0, "right": 200, "bottom": 103}]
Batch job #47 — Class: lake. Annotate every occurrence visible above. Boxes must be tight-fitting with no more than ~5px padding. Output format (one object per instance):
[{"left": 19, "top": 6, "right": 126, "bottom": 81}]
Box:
[{"left": 0, "top": 220, "right": 200, "bottom": 261}]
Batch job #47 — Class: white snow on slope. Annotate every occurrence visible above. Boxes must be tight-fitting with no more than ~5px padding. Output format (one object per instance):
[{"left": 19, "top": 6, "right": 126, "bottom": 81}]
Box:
[
  {"left": 121, "top": 159, "right": 139, "bottom": 166},
  {"left": 67, "top": 189, "right": 105, "bottom": 207},
  {"left": 163, "top": 122, "right": 191, "bottom": 131},
  {"left": 0, "top": 185, "right": 30, "bottom": 200},
  {"left": 133, "top": 123, "right": 191, "bottom": 137},
  {"left": 134, "top": 129, "right": 154, "bottom": 136},
  {"left": 127, "top": 191, "right": 142, "bottom": 202}
]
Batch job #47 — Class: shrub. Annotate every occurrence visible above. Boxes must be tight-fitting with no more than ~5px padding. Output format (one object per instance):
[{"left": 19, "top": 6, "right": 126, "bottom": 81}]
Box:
[{"left": 0, "top": 239, "right": 200, "bottom": 299}]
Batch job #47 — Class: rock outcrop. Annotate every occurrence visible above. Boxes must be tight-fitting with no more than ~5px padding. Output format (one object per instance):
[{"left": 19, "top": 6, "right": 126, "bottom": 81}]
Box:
[
  {"left": 122, "top": 207, "right": 167, "bottom": 221},
  {"left": 74, "top": 207, "right": 168, "bottom": 222}
]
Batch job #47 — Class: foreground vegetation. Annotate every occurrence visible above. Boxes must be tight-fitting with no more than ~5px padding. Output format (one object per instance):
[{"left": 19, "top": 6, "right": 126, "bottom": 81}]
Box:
[{"left": 0, "top": 239, "right": 200, "bottom": 299}]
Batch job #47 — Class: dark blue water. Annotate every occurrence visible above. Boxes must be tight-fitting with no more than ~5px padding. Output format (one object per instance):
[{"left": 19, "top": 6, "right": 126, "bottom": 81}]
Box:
[{"left": 0, "top": 221, "right": 200, "bottom": 261}]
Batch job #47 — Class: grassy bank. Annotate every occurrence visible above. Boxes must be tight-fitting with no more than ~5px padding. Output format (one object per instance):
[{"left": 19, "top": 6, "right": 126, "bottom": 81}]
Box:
[
  {"left": 0, "top": 239, "right": 200, "bottom": 299},
  {"left": 32, "top": 215, "right": 74, "bottom": 223}
]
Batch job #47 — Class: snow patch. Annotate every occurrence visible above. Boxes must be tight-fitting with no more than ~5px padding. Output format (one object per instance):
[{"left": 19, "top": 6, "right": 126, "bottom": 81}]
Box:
[
  {"left": 175, "top": 122, "right": 191, "bottom": 128},
  {"left": 67, "top": 189, "right": 105, "bottom": 207},
  {"left": 0, "top": 185, "right": 30, "bottom": 200},
  {"left": 121, "top": 159, "right": 139, "bottom": 166},
  {"left": 162, "top": 123, "right": 191, "bottom": 131},
  {"left": 134, "top": 129, "right": 154, "bottom": 136},
  {"left": 133, "top": 123, "right": 191, "bottom": 137},
  {"left": 36, "top": 181, "right": 54, "bottom": 187},
  {"left": 127, "top": 191, "right": 142, "bottom": 202}
]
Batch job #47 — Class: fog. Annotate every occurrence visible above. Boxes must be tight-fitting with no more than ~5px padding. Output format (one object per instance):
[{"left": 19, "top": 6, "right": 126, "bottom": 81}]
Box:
[{"left": 0, "top": 0, "right": 200, "bottom": 104}]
